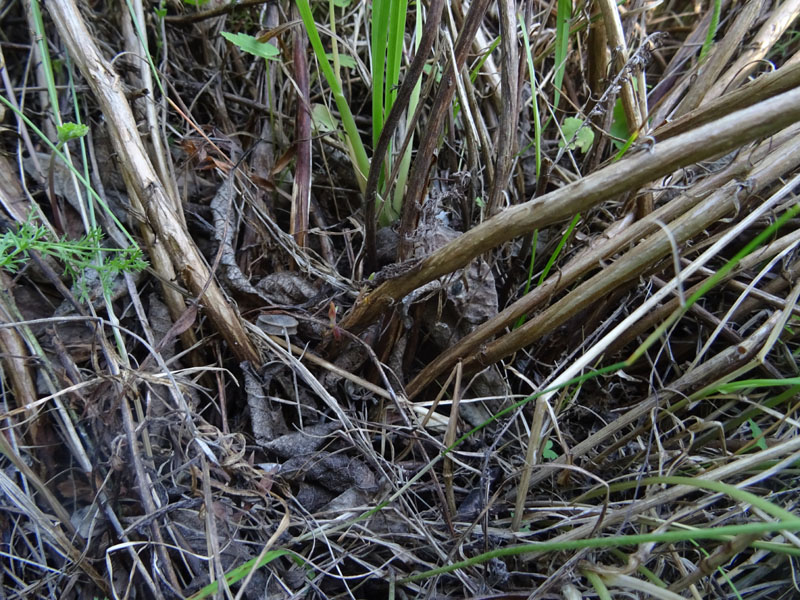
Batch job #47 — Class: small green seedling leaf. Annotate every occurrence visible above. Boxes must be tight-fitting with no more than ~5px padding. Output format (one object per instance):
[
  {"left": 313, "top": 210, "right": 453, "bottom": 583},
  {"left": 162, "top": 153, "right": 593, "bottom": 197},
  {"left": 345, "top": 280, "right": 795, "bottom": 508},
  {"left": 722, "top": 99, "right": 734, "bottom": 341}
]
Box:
[
  {"left": 221, "top": 32, "right": 281, "bottom": 61},
  {"left": 542, "top": 439, "right": 558, "bottom": 460},
  {"left": 311, "top": 104, "right": 339, "bottom": 135},
  {"left": 748, "top": 419, "right": 768, "bottom": 451},
  {"left": 559, "top": 117, "right": 594, "bottom": 154},
  {"left": 474, "top": 197, "right": 485, "bottom": 209},
  {"left": 57, "top": 122, "right": 89, "bottom": 144},
  {"left": 327, "top": 53, "right": 356, "bottom": 69}
]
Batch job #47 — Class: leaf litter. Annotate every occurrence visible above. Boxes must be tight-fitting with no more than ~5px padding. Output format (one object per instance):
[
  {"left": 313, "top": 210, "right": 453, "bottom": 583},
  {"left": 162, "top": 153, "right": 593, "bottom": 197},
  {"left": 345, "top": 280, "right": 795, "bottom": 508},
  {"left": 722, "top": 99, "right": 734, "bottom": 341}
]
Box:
[{"left": 1, "top": 1, "right": 800, "bottom": 599}]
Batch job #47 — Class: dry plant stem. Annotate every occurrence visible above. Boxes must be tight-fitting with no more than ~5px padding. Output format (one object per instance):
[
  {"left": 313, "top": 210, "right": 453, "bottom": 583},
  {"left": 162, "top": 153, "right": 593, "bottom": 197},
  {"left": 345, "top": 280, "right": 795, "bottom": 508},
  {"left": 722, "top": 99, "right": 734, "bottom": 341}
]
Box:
[
  {"left": 233, "top": 493, "right": 291, "bottom": 600},
  {"left": 669, "top": 532, "right": 764, "bottom": 593},
  {"left": 601, "top": 276, "right": 777, "bottom": 367},
  {"left": 597, "top": 0, "right": 643, "bottom": 131},
  {"left": 511, "top": 395, "right": 548, "bottom": 531},
  {"left": 364, "top": 0, "right": 445, "bottom": 272},
  {"left": 588, "top": 4, "right": 610, "bottom": 108},
  {"left": 552, "top": 416, "right": 800, "bottom": 550},
  {"left": 163, "top": 0, "right": 272, "bottom": 24},
  {"left": 648, "top": 0, "right": 729, "bottom": 123},
  {"left": 200, "top": 455, "right": 228, "bottom": 599},
  {"left": 455, "top": 1, "right": 500, "bottom": 109},
  {"left": 705, "top": 0, "right": 800, "bottom": 102},
  {"left": 404, "top": 119, "right": 797, "bottom": 398},
  {"left": 0, "top": 319, "right": 164, "bottom": 594},
  {"left": 291, "top": 4, "right": 311, "bottom": 249},
  {"left": 462, "top": 61, "right": 495, "bottom": 185},
  {"left": 673, "top": 0, "right": 762, "bottom": 118},
  {"left": 0, "top": 411, "right": 76, "bottom": 537},
  {"left": 342, "top": 87, "right": 800, "bottom": 336},
  {"left": 119, "top": 385, "right": 181, "bottom": 595},
  {"left": 443, "top": 362, "right": 463, "bottom": 518},
  {"left": 508, "top": 130, "right": 800, "bottom": 384},
  {"left": 486, "top": 0, "right": 519, "bottom": 216},
  {"left": 0, "top": 49, "right": 46, "bottom": 187},
  {"left": 446, "top": 32, "right": 481, "bottom": 173},
  {"left": 262, "top": 329, "right": 394, "bottom": 400},
  {"left": 126, "top": 0, "right": 183, "bottom": 222},
  {"left": 655, "top": 61, "right": 800, "bottom": 141},
  {"left": 47, "top": 0, "right": 259, "bottom": 363},
  {"left": 397, "top": 0, "right": 492, "bottom": 259},
  {"left": 731, "top": 252, "right": 800, "bottom": 320},
  {"left": 0, "top": 467, "right": 110, "bottom": 594},
  {"left": 524, "top": 282, "right": 781, "bottom": 495},
  {"left": 508, "top": 150, "right": 800, "bottom": 513},
  {"left": 0, "top": 277, "right": 39, "bottom": 434}
]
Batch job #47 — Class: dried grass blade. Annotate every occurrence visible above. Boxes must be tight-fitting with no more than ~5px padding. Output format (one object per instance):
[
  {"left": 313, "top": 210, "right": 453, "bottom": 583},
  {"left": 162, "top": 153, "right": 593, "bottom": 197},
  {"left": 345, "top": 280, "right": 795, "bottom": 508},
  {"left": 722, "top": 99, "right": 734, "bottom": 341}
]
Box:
[{"left": 343, "top": 87, "right": 800, "bottom": 334}]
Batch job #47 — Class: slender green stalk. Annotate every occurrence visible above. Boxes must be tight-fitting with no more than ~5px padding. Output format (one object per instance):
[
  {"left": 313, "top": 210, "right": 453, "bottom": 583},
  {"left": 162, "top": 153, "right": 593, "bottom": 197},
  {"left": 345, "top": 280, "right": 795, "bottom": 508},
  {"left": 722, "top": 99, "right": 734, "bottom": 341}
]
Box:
[
  {"left": 296, "top": 0, "right": 370, "bottom": 190},
  {"left": 388, "top": 0, "right": 421, "bottom": 224},
  {"left": 371, "top": 0, "right": 389, "bottom": 147},
  {"left": 514, "top": 231, "right": 538, "bottom": 329},
  {"left": 187, "top": 549, "right": 299, "bottom": 600},
  {"left": 520, "top": 13, "right": 541, "bottom": 183},
  {"left": 515, "top": 213, "right": 579, "bottom": 328},
  {"left": 399, "top": 520, "right": 800, "bottom": 584},
  {"left": 583, "top": 569, "right": 613, "bottom": 600},
  {"left": 386, "top": 0, "right": 407, "bottom": 113},
  {"left": 553, "top": 0, "right": 572, "bottom": 112},
  {"left": 628, "top": 200, "right": 800, "bottom": 364},
  {"left": 700, "top": 0, "right": 722, "bottom": 62},
  {"left": 0, "top": 97, "right": 143, "bottom": 249}
]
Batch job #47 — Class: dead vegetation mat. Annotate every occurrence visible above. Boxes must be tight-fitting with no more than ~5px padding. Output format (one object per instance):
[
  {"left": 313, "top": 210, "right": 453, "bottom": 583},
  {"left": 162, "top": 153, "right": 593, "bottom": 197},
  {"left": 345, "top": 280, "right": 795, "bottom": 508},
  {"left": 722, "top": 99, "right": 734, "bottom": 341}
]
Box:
[{"left": 1, "top": 0, "right": 800, "bottom": 598}]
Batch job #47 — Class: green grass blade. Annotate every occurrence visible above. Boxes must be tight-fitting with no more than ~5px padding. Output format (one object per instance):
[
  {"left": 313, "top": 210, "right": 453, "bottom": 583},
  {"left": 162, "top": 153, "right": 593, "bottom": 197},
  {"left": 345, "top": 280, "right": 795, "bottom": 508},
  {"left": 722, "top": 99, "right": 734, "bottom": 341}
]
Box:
[
  {"left": 515, "top": 213, "right": 578, "bottom": 329},
  {"left": 187, "top": 549, "right": 300, "bottom": 600},
  {"left": 538, "top": 213, "right": 580, "bottom": 287},
  {"left": 628, "top": 198, "right": 800, "bottom": 364},
  {"left": 297, "top": 0, "right": 370, "bottom": 190},
  {"left": 699, "top": 0, "right": 722, "bottom": 62},
  {"left": 553, "top": 0, "right": 572, "bottom": 112},
  {"left": 399, "top": 520, "right": 800, "bottom": 584},
  {"left": 513, "top": 230, "right": 538, "bottom": 328},
  {"left": 519, "top": 13, "right": 541, "bottom": 183},
  {"left": 386, "top": 0, "right": 407, "bottom": 113},
  {"left": 387, "top": 0, "right": 421, "bottom": 224},
  {"left": 371, "top": 0, "right": 390, "bottom": 147}
]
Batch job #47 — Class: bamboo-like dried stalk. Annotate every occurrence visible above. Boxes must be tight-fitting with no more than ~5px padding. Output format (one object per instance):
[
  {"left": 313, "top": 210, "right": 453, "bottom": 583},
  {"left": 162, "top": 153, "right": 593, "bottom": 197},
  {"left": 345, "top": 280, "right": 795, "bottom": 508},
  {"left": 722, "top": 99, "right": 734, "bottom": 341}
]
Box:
[
  {"left": 46, "top": 0, "right": 259, "bottom": 364},
  {"left": 342, "top": 87, "right": 800, "bottom": 336}
]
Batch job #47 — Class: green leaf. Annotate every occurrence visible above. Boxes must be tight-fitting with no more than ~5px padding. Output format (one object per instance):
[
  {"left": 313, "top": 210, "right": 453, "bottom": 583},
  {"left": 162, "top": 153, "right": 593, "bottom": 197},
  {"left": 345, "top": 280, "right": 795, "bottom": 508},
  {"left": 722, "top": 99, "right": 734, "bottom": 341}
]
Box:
[
  {"left": 542, "top": 439, "right": 558, "bottom": 460},
  {"left": 57, "top": 122, "right": 89, "bottom": 143},
  {"left": 609, "top": 98, "right": 629, "bottom": 150},
  {"left": 747, "top": 419, "right": 768, "bottom": 451},
  {"left": 559, "top": 117, "right": 594, "bottom": 153},
  {"left": 553, "top": 0, "right": 572, "bottom": 112},
  {"left": 221, "top": 32, "right": 281, "bottom": 61},
  {"left": 327, "top": 53, "right": 356, "bottom": 70},
  {"left": 331, "top": 0, "right": 352, "bottom": 7},
  {"left": 311, "top": 104, "right": 338, "bottom": 135}
]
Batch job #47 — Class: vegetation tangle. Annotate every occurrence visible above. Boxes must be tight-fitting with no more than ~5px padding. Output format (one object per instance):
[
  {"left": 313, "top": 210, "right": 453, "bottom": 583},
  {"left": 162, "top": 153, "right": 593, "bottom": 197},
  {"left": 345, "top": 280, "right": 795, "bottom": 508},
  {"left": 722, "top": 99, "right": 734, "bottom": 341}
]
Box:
[{"left": 1, "top": 0, "right": 800, "bottom": 598}]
